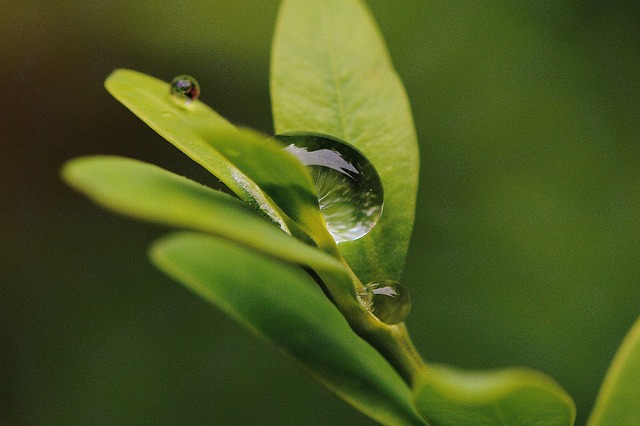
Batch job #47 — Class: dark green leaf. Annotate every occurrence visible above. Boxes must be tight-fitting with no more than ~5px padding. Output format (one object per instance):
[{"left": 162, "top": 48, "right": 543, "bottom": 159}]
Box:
[{"left": 150, "top": 232, "right": 427, "bottom": 426}]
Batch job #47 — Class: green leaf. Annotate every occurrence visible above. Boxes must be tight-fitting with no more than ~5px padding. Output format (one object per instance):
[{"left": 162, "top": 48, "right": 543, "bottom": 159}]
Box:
[
  {"left": 150, "top": 232, "right": 428, "bottom": 426},
  {"left": 271, "top": 0, "right": 419, "bottom": 283},
  {"left": 104, "top": 70, "right": 240, "bottom": 194},
  {"left": 588, "top": 314, "right": 640, "bottom": 426},
  {"left": 413, "top": 365, "right": 576, "bottom": 425},
  {"left": 104, "top": 69, "right": 334, "bottom": 248},
  {"left": 61, "top": 155, "right": 344, "bottom": 276}
]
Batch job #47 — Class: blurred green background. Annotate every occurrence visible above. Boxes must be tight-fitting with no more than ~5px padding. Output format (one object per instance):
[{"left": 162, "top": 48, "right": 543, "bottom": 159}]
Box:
[{"left": 2, "top": 1, "right": 639, "bottom": 424}]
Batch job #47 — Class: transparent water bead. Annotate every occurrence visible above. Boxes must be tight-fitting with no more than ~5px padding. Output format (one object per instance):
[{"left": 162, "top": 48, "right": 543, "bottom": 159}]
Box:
[
  {"left": 359, "top": 280, "right": 411, "bottom": 324},
  {"left": 274, "top": 132, "right": 384, "bottom": 243},
  {"left": 169, "top": 75, "right": 200, "bottom": 104}
]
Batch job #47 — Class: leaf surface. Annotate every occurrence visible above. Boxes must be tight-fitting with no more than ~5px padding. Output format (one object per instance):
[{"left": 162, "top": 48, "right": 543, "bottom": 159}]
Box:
[
  {"left": 271, "top": 0, "right": 419, "bottom": 283},
  {"left": 62, "top": 155, "right": 343, "bottom": 275},
  {"left": 150, "top": 232, "right": 427, "bottom": 426},
  {"left": 105, "top": 69, "right": 333, "bottom": 247},
  {"left": 413, "top": 365, "right": 576, "bottom": 425},
  {"left": 588, "top": 314, "right": 640, "bottom": 426}
]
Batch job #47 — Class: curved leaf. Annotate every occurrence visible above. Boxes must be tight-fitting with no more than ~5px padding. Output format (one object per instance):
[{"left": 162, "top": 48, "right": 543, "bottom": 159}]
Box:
[
  {"left": 104, "top": 70, "right": 242, "bottom": 198},
  {"left": 588, "top": 314, "right": 640, "bottom": 425},
  {"left": 271, "top": 0, "right": 419, "bottom": 283},
  {"left": 150, "top": 232, "right": 427, "bottom": 426},
  {"left": 62, "top": 155, "right": 345, "bottom": 276},
  {"left": 105, "top": 69, "right": 333, "bottom": 247},
  {"left": 413, "top": 365, "right": 576, "bottom": 425}
]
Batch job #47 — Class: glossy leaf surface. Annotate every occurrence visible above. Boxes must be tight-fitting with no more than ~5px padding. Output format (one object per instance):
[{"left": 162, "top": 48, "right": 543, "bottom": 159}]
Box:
[
  {"left": 150, "top": 232, "right": 427, "bottom": 426},
  {"left": 271, "top": 0, "right": 419, "bottom": 282},
  {"left": 62, "top": 155, "right": 345, "bottom": 275},
  {"left": 105, "top": 69, "right": 333, "bottom": 246},
  {"left": 414, "top": 365, "right": 576, "bottom": 425}
]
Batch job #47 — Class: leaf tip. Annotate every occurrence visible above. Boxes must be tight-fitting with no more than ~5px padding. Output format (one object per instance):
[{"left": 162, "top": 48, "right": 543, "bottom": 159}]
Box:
[
  {"left": 147, "top": 234, "right": 173, "bottom": 268},
  {"left": 60, "top": 156, "right": 90, "bottom": 191}
]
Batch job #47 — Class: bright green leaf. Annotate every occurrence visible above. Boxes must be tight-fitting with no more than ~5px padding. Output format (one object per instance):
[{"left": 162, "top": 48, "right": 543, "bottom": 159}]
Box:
[
  {"left": 105, "top": 69, "right": 334, "bottom": 248},
  {"left": 150, "top": 232, "right": 427, "bottom": 426},
  {"left": 588, "top": 314, "right": 640, "bottom": 426},
  {"left": 104, "top": 70, "right": 240, "bottom": 195},
  {"left": 413, "top": 365, "right": 576, "bottom": 425},
  {"left": 271, "top": 0, "right": 419, "bottom": 283},
  {"left": 61, "top": 155, "right": 345, "bottom": 276}
]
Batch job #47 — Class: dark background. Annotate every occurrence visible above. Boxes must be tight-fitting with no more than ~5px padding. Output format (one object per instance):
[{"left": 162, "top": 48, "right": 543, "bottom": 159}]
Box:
[{"left": 2, "top": 1, "right": 639, "bottom": 424}]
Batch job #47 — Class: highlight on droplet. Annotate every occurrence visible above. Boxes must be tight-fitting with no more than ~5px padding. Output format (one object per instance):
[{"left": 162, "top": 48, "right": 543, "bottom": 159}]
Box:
[
  {"left": 358, "top": 279, "right": 411, "bottom": 324},
  {"left": 274, "top": 132, "right": 384, "bottom": 243}
]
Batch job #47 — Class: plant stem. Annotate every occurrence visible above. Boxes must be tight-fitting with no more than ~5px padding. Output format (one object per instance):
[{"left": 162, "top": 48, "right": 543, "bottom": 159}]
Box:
[
  {"left": 346, "top": 309, "right": 427, "bottom": 386},
  {"left": 318, "top": 252, "right": 428, "bottom": 387},
  {"left": 368, "top": 323, "right": 427, "bottom": 386}
]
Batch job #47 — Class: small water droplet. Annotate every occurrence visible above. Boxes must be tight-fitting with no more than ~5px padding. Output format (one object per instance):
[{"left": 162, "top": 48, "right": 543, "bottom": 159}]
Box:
[
  {"left": 274, "top": 132, "right": 384, "bottom": 243},
  {"left": 359, "top": 280, "right": 411, "bottom": 324},
  {"left": 169, "top": 75, "right": 200, "bottom": 104}
]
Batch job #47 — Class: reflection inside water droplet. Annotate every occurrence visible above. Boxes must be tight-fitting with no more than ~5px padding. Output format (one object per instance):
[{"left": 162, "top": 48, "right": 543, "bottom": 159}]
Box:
[
  {"left": 359, "top": 280, "right": 411, "bottom": 324},
  {"left": 169, "top": 75, "right": 200, "bottom": 104},
  {"left": 274, "top": 132, "right": 384, "bottom": 243}
]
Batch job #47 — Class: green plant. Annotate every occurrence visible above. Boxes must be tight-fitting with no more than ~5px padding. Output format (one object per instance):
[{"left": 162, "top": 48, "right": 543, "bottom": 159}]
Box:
[{"left": 61, "top": 0, "right": 640, "bottom": 424}]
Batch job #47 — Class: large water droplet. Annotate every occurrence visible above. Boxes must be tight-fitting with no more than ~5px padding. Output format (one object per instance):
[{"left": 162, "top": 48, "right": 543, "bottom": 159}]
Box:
[
  {"left": 359, "top": 280, "right": 411, "bottom": 324},
  {"left": 274, "top": 132, "right": 384, "bottom": 243},
  {"left": 170, "top": 75, "right": 200, "bottom": 104}
]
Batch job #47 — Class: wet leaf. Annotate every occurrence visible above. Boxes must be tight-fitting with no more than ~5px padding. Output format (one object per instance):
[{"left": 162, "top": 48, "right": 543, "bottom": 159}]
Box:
[
  {"left": 151, "top": 232, "right": 427, "bottom": 426},
  {"left": 271, "top": 0, "right": 419, "bottom": 283},
  {"left": 105, "top": 69, "right": 333, "bottom": 247}
]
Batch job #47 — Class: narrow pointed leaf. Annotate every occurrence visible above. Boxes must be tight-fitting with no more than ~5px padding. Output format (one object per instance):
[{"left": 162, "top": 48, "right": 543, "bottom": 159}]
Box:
[
  {"left": 588, "top": 314, "right": 640, "bottom": 425},
  {"left": 150, "top": 232, "right": 427, "bottom": 426},
  {"left": 104, "top": 70, "right": 243, "bottom": 200},
  {"left": 271, "top": 0, "right": 419, "bottom": 283},
  {"left": 414, "top": 365, "right": 576, "bottom": 425},
  {"left": 62, "top": 155, "right": 344, "bottom": 275},
  {"left": 105, "top": 69, "right": 333, "bottom": 247}
]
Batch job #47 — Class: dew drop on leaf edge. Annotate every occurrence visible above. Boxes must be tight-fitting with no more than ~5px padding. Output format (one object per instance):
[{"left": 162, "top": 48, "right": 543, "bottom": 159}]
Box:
[
  {"left": 274, "top": 132, "right": 384, "bottom": 243},
  {"left": 359, "top": 280, "right": 411, "bottom": 325},
  {"left": 169, "top": 75, "right": 200, "bottom": 104}
]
